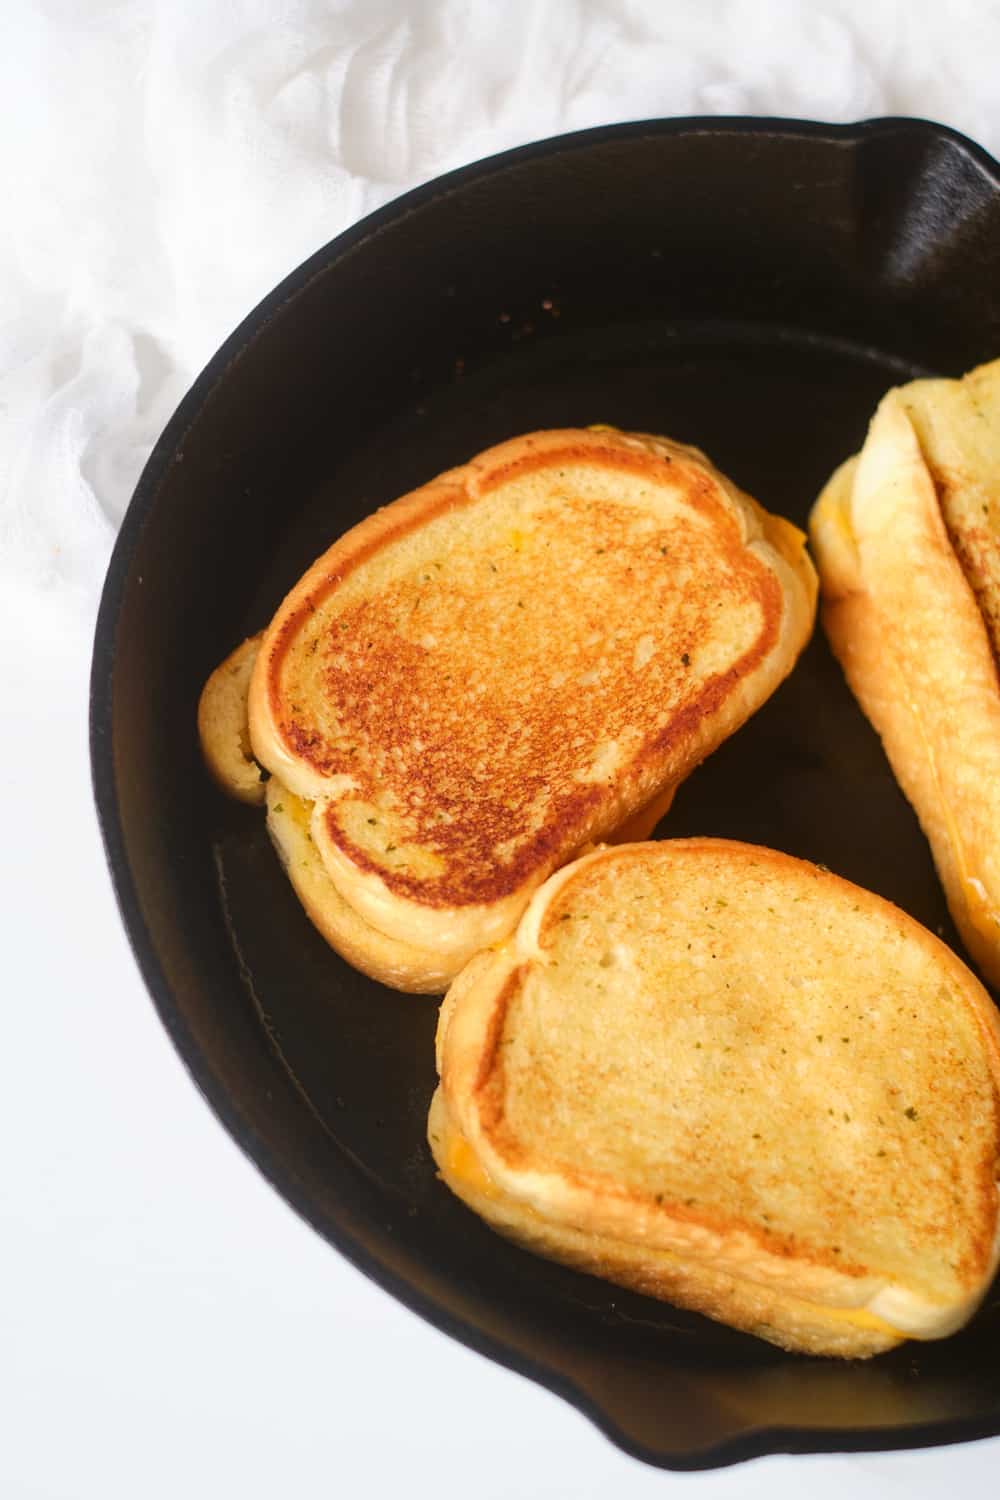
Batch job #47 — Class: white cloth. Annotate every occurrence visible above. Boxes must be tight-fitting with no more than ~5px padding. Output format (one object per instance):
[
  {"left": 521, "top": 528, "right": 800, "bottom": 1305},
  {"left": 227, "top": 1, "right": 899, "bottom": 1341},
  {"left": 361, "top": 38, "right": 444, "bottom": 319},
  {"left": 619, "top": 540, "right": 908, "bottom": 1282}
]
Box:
[
  {"left": 3, "top": 4, "right": 1000, "bottom": 1496},
  {"left": 4, "top": 0, "right": 1000, "bottom": 625}
]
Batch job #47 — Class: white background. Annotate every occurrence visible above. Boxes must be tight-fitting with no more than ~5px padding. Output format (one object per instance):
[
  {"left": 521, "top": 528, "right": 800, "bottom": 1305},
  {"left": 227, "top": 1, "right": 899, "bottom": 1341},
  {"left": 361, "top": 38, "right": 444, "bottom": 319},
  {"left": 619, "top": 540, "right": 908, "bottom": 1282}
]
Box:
[{"left": 4, "top": 3, "right": 1000, "bottom": 1495}]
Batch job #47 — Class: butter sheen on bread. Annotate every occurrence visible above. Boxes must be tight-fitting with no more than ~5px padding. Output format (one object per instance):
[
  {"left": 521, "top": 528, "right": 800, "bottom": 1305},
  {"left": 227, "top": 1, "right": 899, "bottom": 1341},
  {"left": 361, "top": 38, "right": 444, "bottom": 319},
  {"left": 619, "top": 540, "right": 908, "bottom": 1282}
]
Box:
[
  {"left": 810, "top": 360, "right": 1000, "bottom": 987},
  {"left": 239, "top": 427, "right": 816, "bottom": 991},
  {"left": 431, "top": 839, "right": 1000, "bottom": 1357}
]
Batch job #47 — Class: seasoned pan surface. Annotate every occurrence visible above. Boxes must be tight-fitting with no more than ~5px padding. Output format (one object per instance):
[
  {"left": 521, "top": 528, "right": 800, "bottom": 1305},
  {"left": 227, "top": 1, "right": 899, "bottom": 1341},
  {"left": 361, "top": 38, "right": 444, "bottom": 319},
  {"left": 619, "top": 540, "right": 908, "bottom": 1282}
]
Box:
[{"left": 91, "top": 117, "right": 1000, "bottom": 1468}]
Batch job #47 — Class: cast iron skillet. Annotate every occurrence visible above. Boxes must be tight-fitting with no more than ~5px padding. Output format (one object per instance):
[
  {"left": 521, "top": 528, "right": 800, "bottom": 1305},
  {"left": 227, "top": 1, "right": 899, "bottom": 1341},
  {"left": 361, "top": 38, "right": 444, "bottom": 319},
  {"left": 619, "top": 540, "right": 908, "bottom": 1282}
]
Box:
[{"left": 91, "top": 117, "right": 1000, "bottom": 1469}]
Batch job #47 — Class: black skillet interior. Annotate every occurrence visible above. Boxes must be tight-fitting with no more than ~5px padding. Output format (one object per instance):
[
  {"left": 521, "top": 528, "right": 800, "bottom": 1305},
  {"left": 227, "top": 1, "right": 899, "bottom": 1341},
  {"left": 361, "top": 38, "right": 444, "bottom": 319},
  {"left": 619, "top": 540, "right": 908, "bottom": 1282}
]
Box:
[{"left": 91, "top": 118, "right": 1000, "bottom": 1469}]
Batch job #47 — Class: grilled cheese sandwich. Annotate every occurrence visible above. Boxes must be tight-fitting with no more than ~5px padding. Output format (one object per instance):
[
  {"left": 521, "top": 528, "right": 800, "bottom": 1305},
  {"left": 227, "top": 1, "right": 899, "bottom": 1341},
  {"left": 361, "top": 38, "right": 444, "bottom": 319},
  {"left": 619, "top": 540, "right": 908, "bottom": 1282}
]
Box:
[
  {"left": 233, "top": 426, "right": 815, "bottom": 990},
  {"left": 435, "top": 1109, "right": 962, "bottom": 1343},
  {"left": 430, "top": 839, "right": 1000, "bottom": 1356},
  {"left": 810, "top": 359, "right": 1000, "bottom": 985}
]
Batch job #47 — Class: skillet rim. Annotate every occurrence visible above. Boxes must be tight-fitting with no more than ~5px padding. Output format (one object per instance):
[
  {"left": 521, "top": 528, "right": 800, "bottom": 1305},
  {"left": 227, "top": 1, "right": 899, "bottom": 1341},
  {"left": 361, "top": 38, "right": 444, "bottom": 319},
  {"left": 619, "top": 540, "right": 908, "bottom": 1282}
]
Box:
[{"left": 89, "top": 114, "right": 1000, "bottom": 1470}]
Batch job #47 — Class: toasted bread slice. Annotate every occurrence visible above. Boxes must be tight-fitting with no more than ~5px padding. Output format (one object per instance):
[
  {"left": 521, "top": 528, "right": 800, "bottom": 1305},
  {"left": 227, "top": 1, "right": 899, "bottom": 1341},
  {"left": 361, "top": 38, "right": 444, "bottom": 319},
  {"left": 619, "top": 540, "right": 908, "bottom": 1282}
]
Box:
[
  {"left": 430, "top": 839, "right": 1000, "bottom": 1357},
  {"left": 810, "top": 361, "right": 1000, "bottom": 987},
  {"left": 198, "top": 635, "right": 495, "bottom": 985},
  {"left": 900, "top": 359, "right": 1000, "bottom": 655},
  {"left": 198, "top": 624, "right": 675, "bottom": 991},
  {"left": 247, "top": 428, "right": 816, "bottom": 989},
  {"left": 265, "top": 778, "right": 458, "bottom": 994},
  {"left": 197, "top": 635, "right": 267, "bottom": 805}
]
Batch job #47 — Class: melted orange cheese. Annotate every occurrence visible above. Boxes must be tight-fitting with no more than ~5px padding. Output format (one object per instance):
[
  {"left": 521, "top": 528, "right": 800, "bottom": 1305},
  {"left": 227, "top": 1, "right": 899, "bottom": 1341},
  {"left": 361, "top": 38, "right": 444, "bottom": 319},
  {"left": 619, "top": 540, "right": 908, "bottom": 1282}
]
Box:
[{"left": 445, "top": 1129, "right": 502, "bottom": 1201}]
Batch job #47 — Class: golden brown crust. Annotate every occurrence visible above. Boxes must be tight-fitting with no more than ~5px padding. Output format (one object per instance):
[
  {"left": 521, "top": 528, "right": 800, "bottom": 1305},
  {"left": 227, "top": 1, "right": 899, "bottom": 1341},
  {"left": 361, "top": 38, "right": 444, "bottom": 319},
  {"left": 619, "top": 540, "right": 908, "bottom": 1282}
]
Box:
[
  {"left": 196, "top": 634, "right": 463, "bottom": 989},
  {"left": 810, "top": 387, "right": 1000, "bottom": 988},
  {"left": 428, "top": 1091, "right": 898, "bottom": 1358},
  {"left": 196, "top": 616, "right": 682, "bottom": 987},
  {"left": 433, "top": 839, "right": 1000, "bottom": 1354},
  {"left": 246, "top": 427, "right": 816, "bottom": 978},
  {"left": 264, "top": 780, "right": 459, "bottom": 994},
  {"left": 900, "top": 359, "right": 1000, "bottom": 661},
  {"left": 197, "top": 635, "right": 267, "bottom": 805}
]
